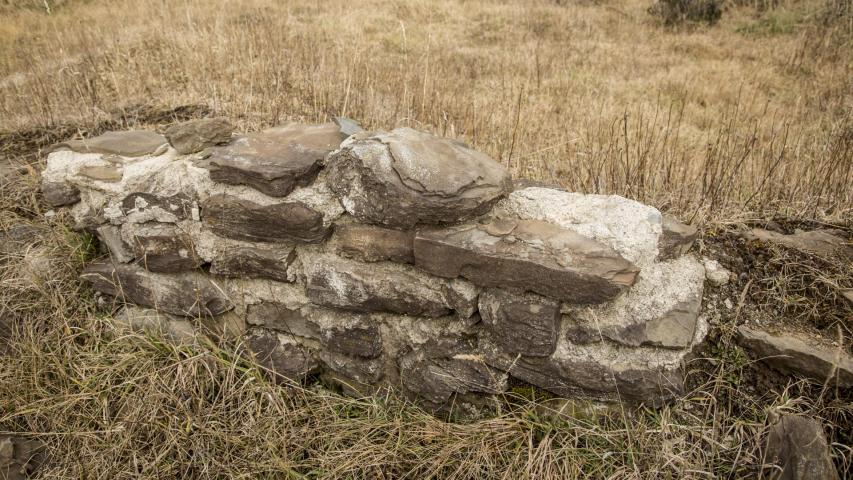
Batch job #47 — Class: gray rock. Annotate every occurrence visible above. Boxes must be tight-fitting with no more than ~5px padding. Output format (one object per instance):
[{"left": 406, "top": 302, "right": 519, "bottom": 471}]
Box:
[
  {"left": 41, "top": 181, "right": 80, "bottom": 207},
  {"left": 50, "top": 130, "right": 167, "bottom": 157},
  {"left": 703, "top": 258, "right": 730, "bottom": 286},
  {"left": 210, "top": 246, "right": 295, "bottom": 282},
  {"left": 318, "top": 350, "right": 386, "bottom": 385},
  {"left": 201, "top": 194, "right": 329, "bottom": 243},
  {"left": 244, "top": 329, "right": 319, "bottom": 382},
  {"left": 742, "top": 228, "right": 852, "bottom": 259},
  {"left": 164, "top": 117, "right": 233, "bottom": 154},
  {"left": 659, "top": 214, "right": 698, "bottom": 260},
  {"left": 737, "top": 325, "right": 853, "bottom": 386},
  {"left": 96, "top": 225, "right": 133, "bottom": 263},
  {"left": 399, "top": 338, "right": 507, "bottom": 405},
  {"left": 335, "top": 223, "right": 414, "bottom": 263},
  {"left": 414, "top": 218, "right": 639, "bottom": 304},
  {"left": 129, "top": 223, "right": 202, "bottom": 273},
  {"left": 80, "top": 262, "right": 233, "bottom": 317},
  {"left": 333, "top": 116, "right": 364, "bottom": 137},
  {"left": 121, "top": 192, "right": 195, "bottom": 222},
  {"left": 327, "top": 127, "right": 512, "bottom": 228},
  {"left": 247, "top": 303, "right": 383, "bottom": 359},
  {"left": 203, "top": 123, "right": 345, "bottom": 197},
  {"left": 764, "top": 414, "right": 840, "bottom": 480},
  {"left": 479, "top": 288, "right": 559, "bottom": 357},
  {"left": 0, "top": 435, "right": 43, "bottom": 480},
  {"left": 303, "top": 253, "right": 477, "bottom": 317}
]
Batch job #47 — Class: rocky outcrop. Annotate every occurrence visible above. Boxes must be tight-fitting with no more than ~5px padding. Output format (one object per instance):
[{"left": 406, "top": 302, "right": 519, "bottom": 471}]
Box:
[
  {"left": 737, "top": 325, "right": 853, "bottom": 386},
  {"left": 45, "top": 122, "right": 711, "bottom": 411},
  {"left": 414, "top": 218, "right": 639, "bottom": 304},
  {"left": 327, "top": 128, "right": 512, "bottom": 228}
]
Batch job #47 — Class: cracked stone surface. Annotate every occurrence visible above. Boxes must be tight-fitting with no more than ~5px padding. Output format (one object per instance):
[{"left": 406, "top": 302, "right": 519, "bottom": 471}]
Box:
[
  {"left": 327, "top": 128, "right": 511, "bottom": 228},
  {"left": 414, "top": 218, "right": 639, "bottom": 304}
]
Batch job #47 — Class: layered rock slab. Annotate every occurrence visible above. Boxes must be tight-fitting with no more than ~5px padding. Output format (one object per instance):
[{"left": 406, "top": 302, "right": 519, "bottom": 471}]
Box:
[
  {"left": 202, "top": 194, "right": 329, "bottom": 243},
  {"left": 479, "top": 289, "right": 560, "bottom": 357},
  {"left": 50, "top": 130, "right": 168, "bottom": 157},
  {"left": 302, "top": 253, "right": 478, "bottom": 317},
  {"left": 334, "top": 223, "right": 414, "bottom": 264},
  {"left": 414, "top": 218, "right": 639, "bottom": 304},
  {"left": 81, "top": 262, "right": 232, "bottom": 317},
  {"left": 327, "top": 128, "right": 512, "bottom": 228},
  {"left": 164, "top": 118, "right": 233, "bottom": 155},
  {"left": 202, "top": 123, "right": 345, "bottom": 197}
]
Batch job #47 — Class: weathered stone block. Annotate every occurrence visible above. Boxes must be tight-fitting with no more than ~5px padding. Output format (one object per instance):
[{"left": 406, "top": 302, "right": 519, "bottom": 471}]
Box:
[
  {"left": 129, "top": 223, "right": 202, "bottom": 273},
  {"left": 303, "top": 253, "right": 478, "bottom": 317},
  {"left": 327, "top": 128, "right": 511, "bottom": 228},
  {"left": 335, "top": 223, "right": 414, "bottom": 263},
  {"left": 164, "top": 117, "right": 233, "bottom": 154},
  {"left": 96, "top": 225, "right": 133, "bottom": 263},
  {"left": 202, "top": 194, "right": 329, "bottom": 243},
  {"left": 479, "top": 288, "right": 559, "bottom": 357},
  {"left": 414, "top": 218, "right": 639, "bottom": 304},
  {"left": 244, "top": 329, "right": 320, "bottom": 382},
  {"left": 80, "top": 262, "right": 232, "bottom": 317},
  {"left": 42, "top": 181, "right": 80, "bottom": 207},
  {"left": 120, "top": 192, "right": 195, "bottom": 223},
  {"left": 209, "top": 246, "right": 295, "bottom": 282}
]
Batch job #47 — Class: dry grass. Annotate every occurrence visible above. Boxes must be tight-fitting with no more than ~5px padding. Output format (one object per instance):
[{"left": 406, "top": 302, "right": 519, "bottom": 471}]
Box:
[
  {"left": 1, "top": 0, "right": 852, "bottom": 478},
  {"left": 1, "top": 0, "right": 851, "bottom": 223}
]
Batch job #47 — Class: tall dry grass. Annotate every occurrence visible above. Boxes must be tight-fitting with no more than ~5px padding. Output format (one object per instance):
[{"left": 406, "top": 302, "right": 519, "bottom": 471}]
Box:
[{"left": 1, "top": 0, "right": 851, "bottom": 223}]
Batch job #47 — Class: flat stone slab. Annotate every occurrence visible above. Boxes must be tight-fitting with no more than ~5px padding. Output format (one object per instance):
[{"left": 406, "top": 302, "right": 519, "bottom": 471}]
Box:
[
  {"left": 203, "top": 123, "right": 345, "bottom": 197},
  {"left": 81, "top": 262, "right": 232, "bottom": 317},
  {"left": 302, "top": 253, "right": 478, "bottom": 317},
  {"left": 334, "top": 223, "right": 414, "bottom": 263},
  {"left": 414, "top": 218, "right": 639, "bottom": 304},
  {"left": 659, "top": 214, "right": 698, "bottom": 260},
  {"left": 742, "top": 228, "right": 852, "bottom": 259},
  {"left": 244, "top": 329, "right": 320, "bottom": 382},
  {"left": 737, "top": 325, "right": 853, "bottom": 386},
  {"left": 327, "top": 128, "right": 511, "bottom": 228},
  {"left": 164, "top": 117, "right": 233, "bottom": 155},
  {"left": 764, "top": 414, "right": 840, "bottom": 480},
  {"left": 201, "top": 194, "right": 329, "bottom": 243},
  {"left": 479, "top": 288, "right": 560, "bottom": 357},
  {"left": 51, "top": 130, "right": 167, "bottom": 157}
]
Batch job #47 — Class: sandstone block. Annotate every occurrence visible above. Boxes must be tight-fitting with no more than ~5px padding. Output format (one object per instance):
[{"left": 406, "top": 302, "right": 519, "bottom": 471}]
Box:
[
  {"left": 479, "top": 288, "right": 559, "bottom": 357},
  {"left": 80, "top": 262, "right": 232, "bottom": 317},
  {"left": 335, "top": 223, "right": 414, "bottom": 263},
  {"left": 327, "top": 128, "right": 511, "bottom": 228},
  {"left": 303, "top": 253, "right": 478, "bottom": 317},
  {"left": 201, "top": 194, "right": 329, "bottom": 243},
  {"left": 164, "top": 117, "right": 233, "bottom": 154},
  {"left": 414, "top": 218, "right": 639, "bottom": 304}
]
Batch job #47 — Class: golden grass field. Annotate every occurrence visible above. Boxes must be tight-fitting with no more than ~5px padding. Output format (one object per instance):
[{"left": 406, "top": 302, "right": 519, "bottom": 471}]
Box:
[{"left": 0, "top": 0, "right": 851, "bottom": 478}]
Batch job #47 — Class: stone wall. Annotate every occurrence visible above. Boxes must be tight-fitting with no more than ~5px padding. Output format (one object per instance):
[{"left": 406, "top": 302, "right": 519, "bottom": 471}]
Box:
[{"left": 42, "top": 118, "right": 707, "bottom": 410}]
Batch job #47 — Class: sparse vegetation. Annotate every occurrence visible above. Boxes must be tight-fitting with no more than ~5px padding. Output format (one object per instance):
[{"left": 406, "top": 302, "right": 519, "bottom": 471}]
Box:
[{"left": 0, "top": 0, "right": 851, "bottom": 478}]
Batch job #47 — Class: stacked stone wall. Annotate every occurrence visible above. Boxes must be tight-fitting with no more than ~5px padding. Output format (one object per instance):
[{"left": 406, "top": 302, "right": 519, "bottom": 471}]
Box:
[{"left": 42, "top": 117, "right": 707, "bottom": 410}]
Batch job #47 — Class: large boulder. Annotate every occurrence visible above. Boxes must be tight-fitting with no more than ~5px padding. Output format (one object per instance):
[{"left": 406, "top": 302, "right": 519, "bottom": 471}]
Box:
[
  {"left": 737, "top": 325, "right": 853, "bottom": 386},
  {"left": 81, "top": 262, "right": 232, "bottom": 317},
  {"left": 302, "top": 253, "right": 478, "bottom": 317},
  {"left": 327, "top": 128, "right": 512, "bottom": 228},
  {"left": 202, "top": 123, "right": 345, "bottom": 197},
  {"left": 164, "top": 117, "right": 233, "bottom": 155},
  {"left": 201, "top": 194, "right": 329, "bottom": 243},
  {"left": 414, "top": 218, "right": 639, "bottom": 304}
]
